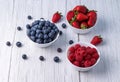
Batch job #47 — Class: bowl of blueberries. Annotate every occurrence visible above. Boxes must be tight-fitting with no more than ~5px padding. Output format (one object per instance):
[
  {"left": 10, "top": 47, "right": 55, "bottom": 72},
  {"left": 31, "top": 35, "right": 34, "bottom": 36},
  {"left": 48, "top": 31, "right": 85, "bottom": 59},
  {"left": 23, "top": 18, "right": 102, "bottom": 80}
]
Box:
[{"left": 26, "top": 18, "right": 60, "bottom": 47}]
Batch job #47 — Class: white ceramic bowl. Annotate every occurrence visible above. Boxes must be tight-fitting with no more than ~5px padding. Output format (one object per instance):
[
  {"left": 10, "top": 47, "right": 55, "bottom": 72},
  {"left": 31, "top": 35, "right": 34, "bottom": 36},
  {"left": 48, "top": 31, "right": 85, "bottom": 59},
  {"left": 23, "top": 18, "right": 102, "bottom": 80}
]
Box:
[
  {"left": 27, "top": 31, "right": 59, "bottom": 48},
  {"left": 66, "top": 42, "right": 100, "bottom": 71},
  {"left": 67, "top": 21, "right": 94, "bottom": 34}
]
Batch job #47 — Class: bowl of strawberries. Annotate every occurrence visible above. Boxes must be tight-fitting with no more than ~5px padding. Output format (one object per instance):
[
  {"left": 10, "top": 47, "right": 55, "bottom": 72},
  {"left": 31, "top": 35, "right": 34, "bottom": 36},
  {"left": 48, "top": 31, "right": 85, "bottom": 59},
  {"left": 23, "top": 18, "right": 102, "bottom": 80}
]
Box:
[
  {"left": 66, "top": 5, "right": 97, "bottom": 34},
  {"left": 66, "top": 42, "right": 100, "bottom": 71}
]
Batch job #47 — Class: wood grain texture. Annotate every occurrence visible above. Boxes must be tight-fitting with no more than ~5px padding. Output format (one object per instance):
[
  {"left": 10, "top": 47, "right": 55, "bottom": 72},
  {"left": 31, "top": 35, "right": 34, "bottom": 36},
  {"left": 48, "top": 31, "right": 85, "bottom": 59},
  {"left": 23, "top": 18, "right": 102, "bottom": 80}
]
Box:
[{"left": 79, "top": 0, "right": 120, "bottom": 82}]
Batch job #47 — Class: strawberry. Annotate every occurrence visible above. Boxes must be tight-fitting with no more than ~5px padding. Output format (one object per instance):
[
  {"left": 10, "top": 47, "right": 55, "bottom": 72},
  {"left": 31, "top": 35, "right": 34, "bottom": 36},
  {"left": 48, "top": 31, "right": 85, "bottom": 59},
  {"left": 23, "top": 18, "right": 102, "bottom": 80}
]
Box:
[
  {"left": 91, "top": 35, "right": 103, "bottom": 45},
  {"left": 67, "top": 10, "right": 75, "bottom": 21},
  {"left": 87, "top": 11, "right": 97, "bottom": 27},
  {"left": 80, "top": 22, "right": 88, "bottom": 29},
  {"left": 76, "top": 13, "right": 88, "bottom": 22},
  {"left": 73, "top": 61, "right": 80, "bottom": 67},
  {"left": 84, "top": 60, "right": 92, "bottom": 67},
  {"left": 52, "top": 11, "right": 62, "bottom": 23},
  {"left": 72, "top": 21, "right": 79, "bottom": 28},
  {"left": 73, "top": 5, "right": 88, "bottom": 14}
]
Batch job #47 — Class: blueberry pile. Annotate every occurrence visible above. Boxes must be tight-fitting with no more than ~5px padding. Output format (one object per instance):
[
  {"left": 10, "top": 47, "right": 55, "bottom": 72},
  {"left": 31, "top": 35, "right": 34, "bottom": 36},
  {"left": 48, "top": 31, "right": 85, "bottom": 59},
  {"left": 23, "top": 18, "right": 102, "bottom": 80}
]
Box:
[{"left": 26, "top": 19, "right": 59, "bottom": 44}]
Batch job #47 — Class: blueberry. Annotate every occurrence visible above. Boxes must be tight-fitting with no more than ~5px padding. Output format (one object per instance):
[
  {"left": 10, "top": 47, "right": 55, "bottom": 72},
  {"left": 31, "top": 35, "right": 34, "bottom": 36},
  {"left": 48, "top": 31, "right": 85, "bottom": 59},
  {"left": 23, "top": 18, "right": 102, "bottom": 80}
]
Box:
[
  {"left": 30, "top": 31, "right": 36, "bottom": 36},
  {"left": 39, "top": 56, "right": 45, "bottom": 61},
  {"left": 22, "top": 54, "right": 28, "bottom": 60},
  {"left": 36, "top": 29, "right": 42, "bottom": 34},
  {"left": 38, "top": 33, "right": 44, "bottom": 39},
  {"left": 53, "top": 26, "right": 57, "bottom": 29},
  {"left": 35, "top": 33, "right": 39, "bottom": 38},
  {"left": 69, "top": 40, "right": 74, "bottom": 45},
  {"left": 17, "top": 26, "right": 22, "bottom": 31},
  {"left": 6, "top": 41, "right": 11, "bottom": 46},
  {"left": 54, "top": 56, "right": 60, "bottom": 63},
  {"left": 59, "top": 31, "right": 63, "bottom": 35},
  {"left": 16, "top": 42, "right": 22, "bottom": 47},
  {"left": 50, "top": 23, "right": 54, "bottom": 27},
  {"left": 45, "top": 21, "right": 50, "bottom": 27},
  {"left": 31, "top": 27, "right": 37, "bottom": 31},
  {"left": 43, "top": 40, "right": 48, "bottom": 43},
  {"left": 32, "top": 21, "right": 39, "bottom": 27},
  {"left": 48, "top": 33, "right": 54, "bottom": 38},
  {"left": 44, "top": 34, "right": 49, "bottom": 39},
  {"left": 42, "top": 26, "right": 47, "bottom": 30},
  {"left": 62, "top": 23, "right": 67, "bottom": 28},
  {"left": 48, "top": 38, "right": 52, "bottom": 42},
  {"left": 27, "top": 15, "right": 32, "bottom": 20},
  {"left": 37, "top": 25, "right": 42, "bottom": 30},
  {"left": 51, "top": 30, "right": 56, "bottom": 35},
  {"left": 36, "top": 39, "right": 41, "bottom": 43},
  {"left": 57, "top": 48, "right": 62, "bottom": 53},
  {"left": 26, "top": 24, "right": 31, "bottom": 29},
  {"left": 30, "top": 36, "right": 36, "bottom": 42},
  {"left": 54, "top": 28, "right": 59, "bottom": 33},
  {"left": 43, "top": 29, "right": 49, "bottom": 34},
  {"left": 39, "top": 21, "right": 45, "bottom": 26}
]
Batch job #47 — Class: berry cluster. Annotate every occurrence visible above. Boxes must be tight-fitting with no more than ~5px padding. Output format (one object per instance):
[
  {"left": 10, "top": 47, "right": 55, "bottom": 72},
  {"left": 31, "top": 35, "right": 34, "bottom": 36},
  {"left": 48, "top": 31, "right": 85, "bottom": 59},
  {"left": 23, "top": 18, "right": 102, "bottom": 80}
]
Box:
[
  {"left": 67, "top": 5, "right": 97, "bottom": 29},
  {"left": 68, "top": 44, "right": 99, "bottom": 67},
  {"left": 26, "top": 19, "right": 59, "bottom": 44}
]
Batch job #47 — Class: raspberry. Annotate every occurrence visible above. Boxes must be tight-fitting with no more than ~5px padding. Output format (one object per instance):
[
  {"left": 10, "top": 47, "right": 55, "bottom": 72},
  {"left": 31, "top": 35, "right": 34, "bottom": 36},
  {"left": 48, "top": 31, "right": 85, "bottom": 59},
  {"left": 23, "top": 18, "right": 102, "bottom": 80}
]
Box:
[
  {"left": 75, "top": 55, "right": 83, "bottom": 62},
  {"left": 80, "top": 60, "right": 85, "bottom": 67},
  {"left": 84, "top": 60, "right": 92, "bottom": 67},
  {"left": 73, "top": 61, "right": 80, "bottom": 67},
  {"left": 68, "top": 54, "right": 75, "bottom": 62},
  {"left": 79, "top": 50, "right": 87, "bottom": 57},
  {"left": 86, "top": 47, "right": 93, "bottom": 55},
  {"left": 81, "top": 46, "right": 86, "bottom": 50},
  {"left": 92, "top": 53, "right": 99, "bottom": 60},
  {"left": 74, "top": 44, "right": 81, "bottom": 50},
  {"left": 91, "top": 48, "right": 97, "bottom": 53},
  {"left": 85, "top": 54, "right": 91, "bottom": 60},
  {"left": 69, "top": 46, "right": 75, "bottom": 53},
  {"left": 91, "top": 58, "right": 96, "bottom": 65}
]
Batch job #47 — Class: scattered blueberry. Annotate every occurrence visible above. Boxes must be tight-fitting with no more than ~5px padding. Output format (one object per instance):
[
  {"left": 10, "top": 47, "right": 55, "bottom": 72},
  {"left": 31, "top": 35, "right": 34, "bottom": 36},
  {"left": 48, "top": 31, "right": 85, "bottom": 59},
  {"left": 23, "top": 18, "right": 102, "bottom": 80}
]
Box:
[
  {"left": 16, "top": 42, "right": 22, "bottom": 47},
  {"left": 62, "top": 23, "right": 67, "bottom": 28},
  {"left": 17, "top": 26, "right": 22, "bottom": 31},
  {"left": 54, "top": 56, "right": 60, "bottom": 63},
  {"left": 57, "top": 48, "right": 62, "bottom": 53},
  {"left": 39, "top": 56, "right": 45, "bottom": 61},
  {"left": 6, "top": 41, "right": 11, "bottom": 46},
  {"left": 27, "top": 15, "right": 32, "bottom": 20},
  {"left": 26, "top": 24, "right": 31, "bottom": 29},
  {"left": 59, "top": 31, "right": 63, "bottom": 35},
  {"left": 69, "top": 40, "right": 74, "bottom": 45},
  {"left": 22, "top": 54, "right": 28, "bottom": 60}
]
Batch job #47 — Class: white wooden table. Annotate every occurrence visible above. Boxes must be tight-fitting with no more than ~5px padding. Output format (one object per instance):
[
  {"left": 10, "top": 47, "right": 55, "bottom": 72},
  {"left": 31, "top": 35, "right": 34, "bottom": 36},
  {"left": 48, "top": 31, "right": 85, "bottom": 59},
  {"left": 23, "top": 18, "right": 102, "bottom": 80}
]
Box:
[{"left": 0, "top": 0, "right": 120, "bottom": 82}]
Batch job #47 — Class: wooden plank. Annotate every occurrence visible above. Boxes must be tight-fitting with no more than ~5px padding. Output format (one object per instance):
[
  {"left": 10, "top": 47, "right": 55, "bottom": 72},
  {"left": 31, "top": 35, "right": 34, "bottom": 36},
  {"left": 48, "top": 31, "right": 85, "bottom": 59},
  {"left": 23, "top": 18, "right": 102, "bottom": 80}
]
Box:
[
  {"left": 0, "top": 0, "right": 16, "bottom": 82},
  {"left": 8, "top": 0, "right": 80, "bottom": 82},
  {"left": 79, "top": 0, "right": 120, "bottom": 82}
]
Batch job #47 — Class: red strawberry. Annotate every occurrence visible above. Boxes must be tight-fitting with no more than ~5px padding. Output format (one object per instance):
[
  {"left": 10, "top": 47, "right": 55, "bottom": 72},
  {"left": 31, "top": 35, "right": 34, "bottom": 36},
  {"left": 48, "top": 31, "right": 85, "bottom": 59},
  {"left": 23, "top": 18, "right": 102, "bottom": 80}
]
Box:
[
  {"left": 68, "top": 53, "right": 75, "bottom": 62},
  {"left": 52, "top": 11, "right": 62, "bottom": 23},
  {"left": 92, "top": 53, "right": 99, "bottom": 60},
  {"left": 80, "top": 22, "right": 88, "bottom": 29},
  {"left": 76, "top": 13, "right": 88, "bottom": 22},
  {"left": 87, "top": 11, "right": 97, "bottom": 27},
  {"left": 91, "top": 58, "right": 97, "bottom": 65},
  {"left": 67, "top": 10, "right": 75, "bottom": 21},
  {"left": 73, "top": 61, "right": 80, "bottom": 67},
  {"left": 91, "top": 35, "right": 103, "bottom": 45},
  {"left": 84, "top": 60, "right": 92, "bottom": 67},
  {"left": 72, "top": 21, "right": 80, "bottom": 28},
  {"left": 73, "top": 5, "right": 88, "bottom": 14},
  {"left": 69, "top": 46, "right": 75, "bottom": 53}
]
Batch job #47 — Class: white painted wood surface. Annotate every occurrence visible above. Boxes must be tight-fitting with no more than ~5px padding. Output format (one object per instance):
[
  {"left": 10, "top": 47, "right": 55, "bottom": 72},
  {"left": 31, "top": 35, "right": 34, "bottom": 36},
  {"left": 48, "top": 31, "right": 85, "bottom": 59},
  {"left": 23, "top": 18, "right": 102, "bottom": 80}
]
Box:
[{"left": 0, "top": 0, "right": 120, "bottom": 82}]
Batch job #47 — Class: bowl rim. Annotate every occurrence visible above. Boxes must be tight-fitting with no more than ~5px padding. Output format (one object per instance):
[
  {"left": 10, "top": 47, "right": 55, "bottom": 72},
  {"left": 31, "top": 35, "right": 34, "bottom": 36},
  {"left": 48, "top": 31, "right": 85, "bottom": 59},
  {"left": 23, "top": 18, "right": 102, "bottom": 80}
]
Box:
[{"left": 66, "top": 41, "right": 100, "bottom": 69}]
